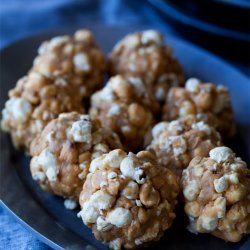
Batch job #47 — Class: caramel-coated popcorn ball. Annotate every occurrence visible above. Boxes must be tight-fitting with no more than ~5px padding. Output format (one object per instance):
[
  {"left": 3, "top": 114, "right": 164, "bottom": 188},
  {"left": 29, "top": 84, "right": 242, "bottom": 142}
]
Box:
[
  {"left": 1, "top": 30, "right": 105, "bottom": 151},
  {"left": 30, "top": 112, "right": 122, "bottom": 201},
  {"left": 90, "top": 75, "right": 159, "bottom": 151},
  {"left": 182, "top": 147, "right": 250, "bottom": 242},
  {"left": 109, "top": 30, "right": 184, "bottom": 102},
  {"left": 78, "top": 150, "right": 179, "bottom": 249},
  {"left": 147, "top": 115, "right": 222, "bottom": 178},
  {"left": 33, "top": 29, "right": 105, "bottom": 97},
  {"left": 162, "top": 78, "right": 236, "bottom": 138},
  {"left": 1, "top": 72, "right": 84, "bottom": 151}
]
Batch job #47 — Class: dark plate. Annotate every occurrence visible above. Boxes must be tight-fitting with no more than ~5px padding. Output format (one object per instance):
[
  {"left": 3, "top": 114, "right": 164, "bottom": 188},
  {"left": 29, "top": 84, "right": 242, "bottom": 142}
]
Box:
[{"left": 0, "top": 24, "right": 250, "bottom": 250}]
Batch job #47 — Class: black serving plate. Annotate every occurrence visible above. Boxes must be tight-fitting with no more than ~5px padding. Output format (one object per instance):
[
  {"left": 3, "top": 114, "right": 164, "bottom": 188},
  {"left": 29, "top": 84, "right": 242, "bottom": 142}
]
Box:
[{"left": 0, "top": 24, "right": 250, "bottom": 250}]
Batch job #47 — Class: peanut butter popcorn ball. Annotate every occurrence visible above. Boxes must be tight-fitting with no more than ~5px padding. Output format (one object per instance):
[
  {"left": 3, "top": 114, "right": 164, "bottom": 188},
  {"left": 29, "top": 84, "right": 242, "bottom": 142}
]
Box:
[
  {"left": 33, "top": 29, "right": 105, "bottom": 98},
  {"left": 90, "top": 75, "right": 159, "bottom": 152},
  {"left": 1, "top": 72, "right": 84, "bottom": 151},
  {"left": 182, "top": 147, "right": 250, "bottom": 242},
  {"left": 147, "top": 115, "right": 222, "bottom": 179},
  {"left": 78, "top": 150, "right": 179, "bottom": 249},
  {"left": 29, "top": 112, "right": 122, "bottom": 202},
  {"left": 162, "top": 78, "right": 236, "bottom": 138},
  {"left": 108, "top": 30, "right": 184, "bottom": 102}
]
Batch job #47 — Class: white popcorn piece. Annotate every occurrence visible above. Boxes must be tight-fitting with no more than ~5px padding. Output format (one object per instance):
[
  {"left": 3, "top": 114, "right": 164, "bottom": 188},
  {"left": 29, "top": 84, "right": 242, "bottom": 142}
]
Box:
[
  {"left": 213, "top": 176, "right": 228, "bottom": 193},
  {"left": 106, "top": 207, "right": 132, "bottom": 228},
  {"left": 64, "top": 199, "right": 78, "bottom": 210},
  {"left": 3, "top": 97, "right": 32, "bottom": 124},
  {"left": 179, "top": 101, "right": 194, "bottom": 117},
  {"left": 80, "top": 190, "right": 115, "bottom": 225},
  {"left": 214, "top": 197, "right": 226, "bottom": 218},
  {"left": 141, "top": 30, "right": 162, "bottom": 45},
  {"left": 183, "top": 180, "right": 200, "bottom": 201},
  {"left": 105, "top": 149, "right": 127, "bottom": 168},
  {"left": 201, "top": 216, "right": 218, "bottom": 231},
  {"left": 96, "top": 216, "right": 112, "bottom": 231},
  {"left": 49, "top": 36, "right": 69, "bottom": 48},
  {"left": 32, "top": 148, "right": 58, "bottom": 182},
  {"left": 58, "top": 113, "right": 74, "bottom": 119},
  {"left": 123, "top": 34, "right": 140, "bottom": 49},
  {"left": 89, "top": 156, "right": 104, "bottom": 173},
  {"left": 100, "top": 86, "right": 115, "bottom": 101},
  {"left": 100, "top": 181, "right": 108, "bottom": 188},
  {"left": 109, "top": 75, "right": 125, "bottom": 89},
  {"left": 120, "top": 156, "right": 145, "bottom": 184},
  {"left": 152, "top": 122, "right": 169, "bottom": 138},
  {"left": 32, "top": 172, "right": 46, "bottom": 182},
  {"left": 226, "top": 173, "right": 239, "bottom": 184},
  {"left": 185, "top": 78, "right": 201, "bottom": 92},
  {"left": 108, "top": 104, "right": 122, "bottom": 116},
  {"left": 209, "top": 147, "right": 234, "bottom": 163},
  {"left": 109, "top": 238, "right": 122, "bottom": 250},
  {"left": 80, "top": 202, "right": 99, "bottom": 224},
  {"left": 93, "top": 143, "right": 109, "bottom": 153},
  {"left": 89, "top": 190, "right": 115, "bottom": 210},
  {"left": 108, "top": 171, "right": 118, "bottom": 179},
  {"left": 134, "top": 168, "right": 145, "bottom": 184},
  {"left": 69, "top": 118, "right": 92, "bottom": 143},
  {"left": 168, "top": 135, "right": 187, "bottom": 158},
  {"left": 191, "top": 121, "right": 211, "bottom": 134},
  {"left": 128, "top": 77, "right": 145, "bottom": 96},
  {"left": 46, "top": 167, "right": 57, "bottom": 182},
  {"left": 168, "top": 120, "right": 183, "bottom": 133},
  {"left": 135, "top": 199, "right": 142, "bottom": 207},
  {"left": 73, "top": 53, "right": 91, "bottom": 71},
  {"left": 134, "top": 238, "right": 143, "bottom": 246},
  {"left": 193, "top": 166, "right": 204, "bottom": 177},
  {"left": 120, "top": 156, "right": 137, "bottom": 178},
  {"left": 122, "top": 181, "right": 139, "bottom": 199}
]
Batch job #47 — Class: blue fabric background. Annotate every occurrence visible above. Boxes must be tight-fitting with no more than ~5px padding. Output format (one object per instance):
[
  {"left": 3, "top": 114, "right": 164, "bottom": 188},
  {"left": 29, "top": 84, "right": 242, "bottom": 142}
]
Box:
[{"left": 0, "top": 0, "right": 248, "bottom": 249}]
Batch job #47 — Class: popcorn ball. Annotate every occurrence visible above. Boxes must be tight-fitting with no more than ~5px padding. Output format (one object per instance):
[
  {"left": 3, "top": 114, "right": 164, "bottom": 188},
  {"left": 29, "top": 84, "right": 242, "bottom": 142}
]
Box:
[
  {"left": 162, "top": 78, "right": 236, "bottom": 138},
  {"left": 90, "top": 75, "right": 159, "bottom": 151},
  {"left": 1, "top": 72, "right": 84, "bottom": 151},
  {"left": 182, "top": 147, "right": 250, "bottom": 242},
  {"left": 1, "top": 30, "right": 105, "bottom": 151},
  {"left": 78, "top": 150, "right": 179, "bottom": 249},
  {"left": 33, "top": 29, "right": 105, "bottom": 97},
  {"left": 30, "top": 112, "right": 122, "bottom": 202},
  {"left": 147, "top": 115, "right": 222, "bottom": 179},
  {"left": 108, "top": 30, "right": 184, "bottom": 102}
]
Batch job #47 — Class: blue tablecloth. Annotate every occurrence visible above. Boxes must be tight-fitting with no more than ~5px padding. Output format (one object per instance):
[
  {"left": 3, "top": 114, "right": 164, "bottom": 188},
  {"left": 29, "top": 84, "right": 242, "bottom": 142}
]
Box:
[{"left": 0, "top": 1, "right": 248, "bottom": 249}]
